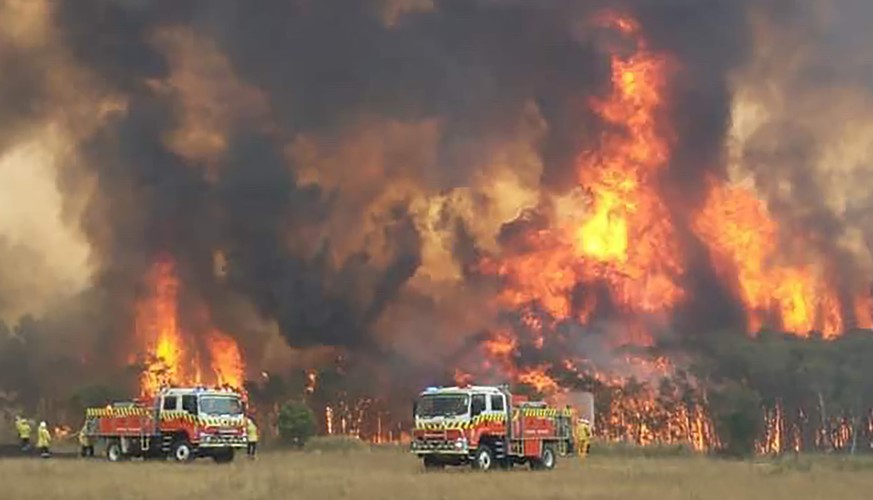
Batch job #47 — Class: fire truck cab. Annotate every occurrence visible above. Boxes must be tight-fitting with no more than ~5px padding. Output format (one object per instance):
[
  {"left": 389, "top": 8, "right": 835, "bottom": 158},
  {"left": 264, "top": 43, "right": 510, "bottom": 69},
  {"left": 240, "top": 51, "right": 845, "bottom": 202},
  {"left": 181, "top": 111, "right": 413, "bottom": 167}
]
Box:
[
  {"left": 411, "top": 385, "right": 577, "bottom": 471},
  {"left": 84, "top": 387, "right": 248, "bottom": 463}
]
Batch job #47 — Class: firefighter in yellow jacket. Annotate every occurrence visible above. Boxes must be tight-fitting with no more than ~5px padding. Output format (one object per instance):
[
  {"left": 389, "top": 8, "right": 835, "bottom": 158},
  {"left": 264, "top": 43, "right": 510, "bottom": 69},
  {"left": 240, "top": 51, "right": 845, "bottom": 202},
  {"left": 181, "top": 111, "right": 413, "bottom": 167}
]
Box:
[
  {"left": 78, "top": 423, "right": 94, "bottom": 457},
  {"left": 37, "top": 421, "right": 52, "bottom": 458},
  {"left": 246, "top": 416, "right": 259, "bottom": 458},
  {"left": 15, "top": 416, "right": 31, "bottom": 451},
  {"left": 576, "top": 418, "right": 591, "bottom": 459}
]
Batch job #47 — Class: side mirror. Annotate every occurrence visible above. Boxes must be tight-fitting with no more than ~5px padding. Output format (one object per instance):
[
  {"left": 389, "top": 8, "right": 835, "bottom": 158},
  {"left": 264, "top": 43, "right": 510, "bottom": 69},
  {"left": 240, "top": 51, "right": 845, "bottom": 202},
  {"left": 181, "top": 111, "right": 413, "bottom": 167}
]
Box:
[{"left": 412, "top": 401, "right": 418, "bottom": 419}]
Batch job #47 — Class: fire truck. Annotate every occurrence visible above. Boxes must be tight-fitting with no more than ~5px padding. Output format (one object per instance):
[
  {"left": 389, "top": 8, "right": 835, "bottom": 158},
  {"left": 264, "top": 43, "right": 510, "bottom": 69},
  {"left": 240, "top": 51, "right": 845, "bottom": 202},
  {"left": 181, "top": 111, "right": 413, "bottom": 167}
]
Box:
[
  {"left": 411, "top": 385, "right": 580, "bottom": 471},
  {"left": 83, "top": 387, "right": 248, "bottom": 463}
]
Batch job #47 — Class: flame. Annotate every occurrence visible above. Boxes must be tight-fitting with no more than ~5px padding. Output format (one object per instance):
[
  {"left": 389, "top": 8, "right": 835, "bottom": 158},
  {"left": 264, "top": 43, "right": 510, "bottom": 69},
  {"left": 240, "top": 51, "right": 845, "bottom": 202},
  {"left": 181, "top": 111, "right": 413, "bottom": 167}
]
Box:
[
  {"left": 322, "top": 397, "right": 377, "bottom": 438},
  {"left": 137, "top": 256, "right": 245, "bottom": 396},
  {"left": 482, "top": 330, "right": 517, "bottom": 359},
  {"left": 53, "top": 425, "right": 73, "bottom": 440},
  {"left": 453, "top": 368, "right": 474, "bottom": 386},
  {"left": 573, "top": 16, "right": 684, "bottom": 316},
  {"left": 468, "top": 10, "right": 868, "bottom": 452},
  {"left": 479, "top": 12, "right": 870, "bottom": 398},
  {"left": 207, "top": 329, "right": 244, "bottom": 389},
  {"left": 472, "top": 13, "right": 693, "bottom": 437},
  {"left": 138, "top": 258, "right": 187, "bottom": 395},
  {"left": 325, "top": 405, "right": 334, "bottom": 435},
  {"left": 305, "top": 369, "right": 318, "bottom": 394},
  {"left": 692, "top": 182, "right": 845, "bottom": 337},
  {"left": 480, "top": 11, "right": 683, "bottom": 345},
  {"left": 517, "top": 366, "right": 559, "bottom": 394}
]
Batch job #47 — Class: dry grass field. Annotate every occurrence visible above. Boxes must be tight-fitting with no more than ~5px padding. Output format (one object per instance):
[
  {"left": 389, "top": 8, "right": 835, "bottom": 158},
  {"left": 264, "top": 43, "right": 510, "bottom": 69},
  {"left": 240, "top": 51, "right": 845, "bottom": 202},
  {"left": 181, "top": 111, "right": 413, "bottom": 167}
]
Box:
[{"left": 3, "top": 443, "right": 873, "bottom": 500}]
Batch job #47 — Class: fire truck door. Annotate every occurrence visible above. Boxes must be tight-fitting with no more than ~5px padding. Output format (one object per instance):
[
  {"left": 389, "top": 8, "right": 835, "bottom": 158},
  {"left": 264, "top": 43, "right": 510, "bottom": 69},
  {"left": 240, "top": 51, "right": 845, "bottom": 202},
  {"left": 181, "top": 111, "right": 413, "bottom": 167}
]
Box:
[
  {"left": 486, "top": 394, "right": 508, "bottom": 457},
  {"left": 488, "top": 394, "right": 506, "bottom": 427}
]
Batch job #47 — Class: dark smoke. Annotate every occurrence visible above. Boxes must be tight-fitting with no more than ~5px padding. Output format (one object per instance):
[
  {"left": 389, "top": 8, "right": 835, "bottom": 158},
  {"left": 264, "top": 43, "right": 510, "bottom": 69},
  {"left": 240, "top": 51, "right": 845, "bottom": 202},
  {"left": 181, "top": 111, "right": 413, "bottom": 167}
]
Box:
[
  {"left": 5, "top": 0, "right": 869, "bottom": 435},
  {"left": 0, "top": 47, "right": 46, "bottom": 153},
  {"left": 49, "top": 0, "right": 618, "bottom": 356}
]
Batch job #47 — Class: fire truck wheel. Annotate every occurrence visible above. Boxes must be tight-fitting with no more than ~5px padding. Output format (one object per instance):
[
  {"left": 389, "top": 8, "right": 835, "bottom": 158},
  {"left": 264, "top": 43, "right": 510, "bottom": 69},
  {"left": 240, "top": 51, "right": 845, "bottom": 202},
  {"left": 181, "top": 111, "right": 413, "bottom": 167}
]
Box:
[
  {"left": 106, "top": 441, "right": 124, "bottom": 462},
  {"left": 422, "top": 455, "right": 444, "bottom": 471},
  {"left": 473, "top": 445, "right": 495, "bottom": 471},
  {"left": 171, "top": 441, "right": 194, "bottom": 462},
  {"left": 540, "top": 445, "right": 557, "bottom": 470},
  {"left": 212, "top": 449, "right": 235, "bottom": 464},
  {"left": 531, "top": 444, "right": 557, "bottom": 471}
]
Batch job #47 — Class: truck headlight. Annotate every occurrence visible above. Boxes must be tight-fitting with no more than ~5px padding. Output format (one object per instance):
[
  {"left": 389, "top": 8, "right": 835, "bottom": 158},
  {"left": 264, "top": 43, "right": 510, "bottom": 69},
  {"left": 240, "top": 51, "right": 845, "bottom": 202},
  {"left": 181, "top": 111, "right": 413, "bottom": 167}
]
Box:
[{"left": 454, "top": 437, "right": 466, "bottom": 449}]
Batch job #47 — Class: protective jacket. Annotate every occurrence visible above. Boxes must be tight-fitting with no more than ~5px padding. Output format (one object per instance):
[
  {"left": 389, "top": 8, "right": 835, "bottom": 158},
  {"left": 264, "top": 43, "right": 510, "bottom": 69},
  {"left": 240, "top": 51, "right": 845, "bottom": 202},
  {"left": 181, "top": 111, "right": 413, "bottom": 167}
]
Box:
[
  {"left": 246, "top": 417, "right": 259, "bottom": 442},
  {"left": 37, "top": 425, "right": 51, "bottom": 448},
  {"left": 16, "top": 418, "right": 31, "bottom": 439}
]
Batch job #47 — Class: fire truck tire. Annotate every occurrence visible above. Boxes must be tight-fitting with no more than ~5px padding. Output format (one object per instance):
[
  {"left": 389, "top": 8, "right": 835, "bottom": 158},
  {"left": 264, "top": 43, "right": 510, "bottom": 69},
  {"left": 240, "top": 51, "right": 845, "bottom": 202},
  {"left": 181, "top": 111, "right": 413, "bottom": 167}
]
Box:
[
  {"left": 106, "top": 440, "right": 124, "bottom": 462},
  {"left": 422, "top": 455, "right": 444, "bottom": 471},
  {"left": 472, "top": 445, "right": 495, "bottom": 471},
  {"left": 171, "top": 441, "right": 194, "bottom": 462},
  {"left": 541, "top": 445, "right": 557, "bottom": 470},
  {"left": 212, "top": 449, "right": 235, "bottom": 464},
  {"left": 532, "top": 444, "right": 557, "bottom": 471}
]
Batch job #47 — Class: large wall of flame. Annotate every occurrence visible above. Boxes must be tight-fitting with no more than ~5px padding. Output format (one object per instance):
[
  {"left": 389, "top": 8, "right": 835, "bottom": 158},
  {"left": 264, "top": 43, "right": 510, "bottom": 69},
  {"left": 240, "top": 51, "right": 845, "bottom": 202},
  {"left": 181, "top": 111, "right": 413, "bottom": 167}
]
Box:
[{"left": 0, "top": 0, "right": 871, "bottom": 406}]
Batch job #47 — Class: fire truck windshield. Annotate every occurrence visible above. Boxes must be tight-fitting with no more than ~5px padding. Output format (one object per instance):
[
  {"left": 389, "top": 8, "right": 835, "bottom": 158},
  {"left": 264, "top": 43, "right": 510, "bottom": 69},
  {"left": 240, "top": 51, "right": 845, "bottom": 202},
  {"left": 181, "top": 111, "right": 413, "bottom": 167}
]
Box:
[
  {"left": 199, "top": 396, "right": 243, "bottom": 416},
  {"left": 416, "top": 394, "right": 469, "bottom": 418}
]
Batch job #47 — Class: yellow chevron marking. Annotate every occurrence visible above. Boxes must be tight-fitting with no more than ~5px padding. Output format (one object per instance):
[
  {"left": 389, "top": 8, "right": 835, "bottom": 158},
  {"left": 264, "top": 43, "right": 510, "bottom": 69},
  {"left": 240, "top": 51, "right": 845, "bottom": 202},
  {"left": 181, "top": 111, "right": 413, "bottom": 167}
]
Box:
[
  {"left": 86, "top": 407, "right": 246, "bottom": 425},
  {"left": 86, "top": 407, "right": 151, "bottom": 418},
  {"left": 414, "top": 413, "right": 508, "bottom": 431}
]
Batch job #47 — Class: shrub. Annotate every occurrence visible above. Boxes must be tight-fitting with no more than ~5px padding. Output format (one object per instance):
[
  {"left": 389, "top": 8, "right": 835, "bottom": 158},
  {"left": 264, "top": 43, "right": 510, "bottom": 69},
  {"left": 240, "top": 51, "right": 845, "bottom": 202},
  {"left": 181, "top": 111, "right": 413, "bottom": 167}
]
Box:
[{"left": 277, "top": 400, "right": 317, "bottom": 447}]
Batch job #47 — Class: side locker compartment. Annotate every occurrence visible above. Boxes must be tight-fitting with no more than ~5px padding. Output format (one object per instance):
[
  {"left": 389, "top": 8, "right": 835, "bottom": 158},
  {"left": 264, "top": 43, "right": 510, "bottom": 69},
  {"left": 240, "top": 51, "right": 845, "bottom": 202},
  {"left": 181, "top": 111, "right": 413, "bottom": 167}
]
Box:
[
  {"left": 510, "top": 407, "right": 524, "bottom": 456},
  {"left": 506, "top": 392, "right": 520, "bottom": 457},
  {"left": 555, "top": 414, "right": 569, "bottom": 455},
  {"left": 141, "top": 407, "right": 157, "bottom": 453},
  {"left": 524, "top": 436, "right": 542, "bottom": 458},
  {"left": 156, "top": 399, "right": 173, "bottom": 454},
  {"left": 490, "top": 393, "right": 506, "bottom": 461}
]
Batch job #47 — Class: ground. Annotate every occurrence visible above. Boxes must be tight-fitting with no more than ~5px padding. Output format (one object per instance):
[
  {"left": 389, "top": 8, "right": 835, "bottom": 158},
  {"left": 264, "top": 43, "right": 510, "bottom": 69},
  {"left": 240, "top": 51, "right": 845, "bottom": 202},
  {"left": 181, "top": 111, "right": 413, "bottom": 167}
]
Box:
[{"left": 2, "top": 442, "right": 873, "bottom": 499}]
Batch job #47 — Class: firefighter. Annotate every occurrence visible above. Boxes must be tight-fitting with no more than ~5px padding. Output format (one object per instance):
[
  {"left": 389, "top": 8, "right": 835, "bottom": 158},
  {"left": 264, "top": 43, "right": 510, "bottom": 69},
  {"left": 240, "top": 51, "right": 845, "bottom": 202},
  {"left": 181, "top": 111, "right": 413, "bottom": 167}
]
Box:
[
  {"left": 36, "top": 421, "right": 51, "bottom": 458},
  {"left": 15, "top": 416, "right": 31, "bottom": 451},
  {"left": 576, "top": 418, "right": 591, "bottom": 459},
  {"left": 78, "top": 423, "right": 94, "bottom": 457},
  {"left": 245, "top": 415, "right": 258, "bottom": 458}
]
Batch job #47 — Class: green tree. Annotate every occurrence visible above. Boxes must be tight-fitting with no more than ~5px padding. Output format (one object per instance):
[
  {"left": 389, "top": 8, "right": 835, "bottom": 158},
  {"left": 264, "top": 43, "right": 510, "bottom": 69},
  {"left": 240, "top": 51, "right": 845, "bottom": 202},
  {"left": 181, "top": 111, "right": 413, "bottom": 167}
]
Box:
[
  {"left": 277, "top": 400, "right": 317, "bottom": 447},
  {"left": 709, "top": 382, "right": 763, "bottom": 457}
]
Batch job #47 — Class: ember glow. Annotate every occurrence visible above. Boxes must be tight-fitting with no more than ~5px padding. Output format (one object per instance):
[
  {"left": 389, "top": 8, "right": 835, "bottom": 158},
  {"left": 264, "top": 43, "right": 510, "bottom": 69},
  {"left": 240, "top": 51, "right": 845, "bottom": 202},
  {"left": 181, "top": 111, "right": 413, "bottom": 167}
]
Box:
[{"left": 136, "top": 257, "right": 245, "bottom": 396}]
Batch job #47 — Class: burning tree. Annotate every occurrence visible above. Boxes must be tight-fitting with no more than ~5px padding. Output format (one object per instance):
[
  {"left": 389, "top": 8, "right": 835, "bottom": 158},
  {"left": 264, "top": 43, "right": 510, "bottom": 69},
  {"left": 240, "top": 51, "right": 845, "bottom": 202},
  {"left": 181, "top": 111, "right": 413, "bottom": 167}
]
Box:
[{"left": 135, "top": 256, "right": 244, "bottom": 397}]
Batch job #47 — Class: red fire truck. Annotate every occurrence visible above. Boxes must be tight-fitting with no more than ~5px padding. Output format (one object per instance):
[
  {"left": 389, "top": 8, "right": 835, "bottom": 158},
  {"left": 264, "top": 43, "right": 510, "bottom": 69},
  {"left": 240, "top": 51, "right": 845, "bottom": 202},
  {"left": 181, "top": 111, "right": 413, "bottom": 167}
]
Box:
[
  {"left": 83, "top": 387, "right": 248, "bottom": 463},
  {"left": 411, "top": 385, "right": 579, "bottom": 471}
]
